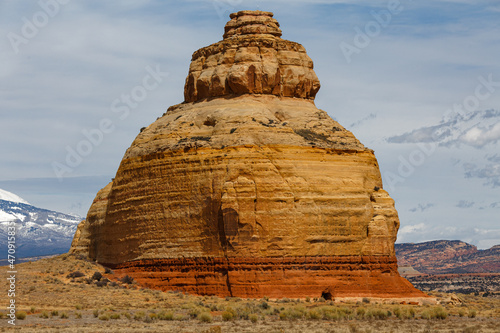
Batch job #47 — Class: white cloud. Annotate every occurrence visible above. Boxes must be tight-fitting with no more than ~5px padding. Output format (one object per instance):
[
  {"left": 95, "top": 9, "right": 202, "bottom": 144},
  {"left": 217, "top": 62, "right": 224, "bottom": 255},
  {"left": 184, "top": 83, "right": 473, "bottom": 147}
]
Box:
[
  {"left": 399, "top": 223, "right": 426, "bottom": 235},
  {"left": 397, "top": 224, "right": 500, "bottom": 249},
  {"left": 460, "top": 122, "right": 500, "bottom": 147},
  {"left": 387, "top": 110, "right": 500, "bottom": 148}
]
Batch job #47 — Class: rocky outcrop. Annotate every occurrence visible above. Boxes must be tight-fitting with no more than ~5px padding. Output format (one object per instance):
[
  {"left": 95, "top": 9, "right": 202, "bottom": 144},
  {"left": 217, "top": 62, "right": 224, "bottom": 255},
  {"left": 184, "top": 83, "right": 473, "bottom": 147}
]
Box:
[
  {"left": 396, "top": 240, "right": 500, "bottom": 274},
  {"left": 69, "top": 183, "right": 112, "bottom": 257},
  {"left": 109, "top": 256, "right": 419, "bottom": 299},
  {"left": 70, "top": 10, "right": 428, "bottom": 300},
  {"left": 184, "top": 10, "right": 320, "bottom": 102}
]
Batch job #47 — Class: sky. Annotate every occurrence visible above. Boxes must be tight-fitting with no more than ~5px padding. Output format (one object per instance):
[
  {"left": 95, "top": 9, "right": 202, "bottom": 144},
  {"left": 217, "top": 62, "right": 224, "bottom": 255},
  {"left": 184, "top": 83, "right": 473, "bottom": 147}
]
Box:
[{"left": 0, "top": 0, "right": 499, "bottom": 249}]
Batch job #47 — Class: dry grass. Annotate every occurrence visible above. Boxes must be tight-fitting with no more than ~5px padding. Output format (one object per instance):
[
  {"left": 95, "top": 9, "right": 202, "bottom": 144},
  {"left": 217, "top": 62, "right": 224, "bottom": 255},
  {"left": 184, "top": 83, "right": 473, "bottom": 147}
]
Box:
[{"left": 0, "top": 254, "right": 499, "bottom": 332}]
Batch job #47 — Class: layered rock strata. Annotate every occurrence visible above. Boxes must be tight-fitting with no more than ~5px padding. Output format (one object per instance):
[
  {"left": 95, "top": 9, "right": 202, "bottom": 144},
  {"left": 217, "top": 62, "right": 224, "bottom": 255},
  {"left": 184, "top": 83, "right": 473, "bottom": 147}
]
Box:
[
  {"left": 396, "top": 241, "right": 500, "bottom": 274},
  {"left": 184, "top": 10, "right": 320, "bottom": 102},
  {"left": 70, "top": 10, "right": 428, "bottom": 300}
]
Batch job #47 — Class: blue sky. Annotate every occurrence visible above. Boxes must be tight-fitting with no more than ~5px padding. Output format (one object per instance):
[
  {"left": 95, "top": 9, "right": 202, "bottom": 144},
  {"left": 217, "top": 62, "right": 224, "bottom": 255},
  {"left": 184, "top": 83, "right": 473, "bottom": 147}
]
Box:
[{"left": 1, "top": 0, "right": 499, "bottom": 248}]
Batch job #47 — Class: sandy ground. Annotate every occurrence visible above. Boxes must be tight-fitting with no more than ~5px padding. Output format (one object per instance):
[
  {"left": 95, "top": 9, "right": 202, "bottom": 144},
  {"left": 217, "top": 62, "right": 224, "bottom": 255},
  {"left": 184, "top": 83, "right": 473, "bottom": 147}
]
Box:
[{"left": 1, "top": 254, "right": 499, "bottom": 332}]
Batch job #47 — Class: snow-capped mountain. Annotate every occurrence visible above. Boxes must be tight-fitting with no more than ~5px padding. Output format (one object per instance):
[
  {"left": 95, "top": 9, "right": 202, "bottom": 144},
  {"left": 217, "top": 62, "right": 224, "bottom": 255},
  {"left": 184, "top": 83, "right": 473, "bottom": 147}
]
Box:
[
  {"left": 0, "top": 189, "right": 82, "bottom": 259},
  {"left": 0, "top": 188, "right": 30, "bottom": 205}
]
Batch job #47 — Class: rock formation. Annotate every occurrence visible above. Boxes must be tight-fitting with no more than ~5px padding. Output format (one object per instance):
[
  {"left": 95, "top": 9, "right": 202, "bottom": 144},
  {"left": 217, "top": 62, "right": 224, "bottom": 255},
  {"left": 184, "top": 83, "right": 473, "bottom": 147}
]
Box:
[
  {"left": 396, "top": 240, "right": 500, "bottom": 274},
  {"left": 70, "top": 10, "right": 429, "bottom": 300}
]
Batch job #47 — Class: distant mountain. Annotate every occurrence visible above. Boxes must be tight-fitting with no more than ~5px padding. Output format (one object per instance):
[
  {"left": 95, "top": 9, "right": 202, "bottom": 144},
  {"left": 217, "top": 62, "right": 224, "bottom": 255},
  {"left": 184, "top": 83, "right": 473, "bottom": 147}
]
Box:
[
  {"left": 396, "top": 240, "right": 500, "bottom": 274},
  {"left": 0, "top": 188, "right": 81, "bottom": 260},
  {"left": 0, "top": 188, "right": 30, "bottom": 205}
]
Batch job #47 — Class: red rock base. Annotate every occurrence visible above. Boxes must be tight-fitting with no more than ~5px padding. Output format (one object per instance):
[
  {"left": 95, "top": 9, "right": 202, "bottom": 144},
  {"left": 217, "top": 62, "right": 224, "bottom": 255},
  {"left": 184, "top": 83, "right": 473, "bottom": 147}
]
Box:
[{"left": 106, "top": 256, "right": 428, "bottom": 299}]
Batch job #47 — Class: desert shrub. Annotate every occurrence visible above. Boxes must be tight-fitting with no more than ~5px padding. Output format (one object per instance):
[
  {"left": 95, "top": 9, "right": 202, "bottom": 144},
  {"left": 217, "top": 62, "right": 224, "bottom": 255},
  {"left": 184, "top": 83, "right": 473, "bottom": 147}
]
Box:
[
  {"left": 188, "top": 307, "right": 201, "bottom": 319},
  {"left": 29, "top": 306, "right": 36, "bottom": 313},
  {"left": 173, "top": 314, "right": 188, "bottom": 321},
  {"left": 95, "top": 279, "right": 108, "bottom": 287},
  {"left": 422, "top": 306, "right": 447, "bottom": 320},
  {"left": 199, "top": 312, "right": 212, "bottom": 323},
  {"left": 279, "top": 311, "right": 287, "bottom": 320},
  {"left": 67, "top": 271, "right": 85, "bottom": 279},
  {"left": 93, "top": 309, "right": 99, "bottom": 318},
  {"left": 16, "top": 311, "right": 27, "bottom": 320},
  {"left": 338, "top": 307, "right": 354, "bottom": 320},
  {"left": 307, "top": 309, "right": 321, "bottom": 320},
  {"left": 51, "top": 310, "right": 59, "bottom": 317},
  {"left": 122, "top": 312, "right": 131, "bottom": 320},
  {"left": 75, "top": 304, "right": 82, "bottom": 310},
  {"left": 109, "top": 313, "right": 120, "bottom": 320},
  {"left": 235, "top": 304, "right": 253, "bottom": 320},
  {"left": 458, "top": 309, "right": 466, "bottom": 317},
  {"left": 259, "top": 301, "right": 269, "bottom": 310},
  {"left": 468, "top": 309, "right": 477, "bottom": 318},
  {"left": 395, "top": 308, "right": 412, "bottom": 319},
  {"left": 362, "top": 297, "right": 370, "bottom": 304},
  {"left": 393, "top": 306, "right": 402, "bottom": 318},
  {"left": 40, "top": 311, "right": 49, "bottom": 319},
  {"left": 75, "top": 312, "right": 82, "bottom": 319},
  {"left": 356, "top": 307, "right": 366, "bottom": 318},
  {"left": 222, "top": 309, "right": 236, "bottom": 321},
  {"left": 120, "top": 275, "right": 134, "bottom": 284},
  {"left": 319, "top": 306, "right": 339, "bottom": 320},
  {"left": 249, "top": 313, "right": 258, "bottom": 323},
  {"left": 158, "top": 311, "right": 174, "bottom": 321},
  {"left": 366, "top": 308, "right": 388, "bottom": 320},
  {"left": 134, "top": 311, "right": 145, "bottom": 321},
  {"left": 421, "top": 309, "right": 431, "bottom": 320},
  {"left": 99, "top": 314, "right": 110, "bottom": 321},
  {"left": 279, "top": 306, "right": 305, "bottom": 320},
  {"left": 0, "top": 313, "right": 5, "bottom": 319},
  {"left": 91, "top": 271, "right": 102, "bottom": 281},
  {"left": 432, "top": 306, "right": 448, "bottom": 320}
]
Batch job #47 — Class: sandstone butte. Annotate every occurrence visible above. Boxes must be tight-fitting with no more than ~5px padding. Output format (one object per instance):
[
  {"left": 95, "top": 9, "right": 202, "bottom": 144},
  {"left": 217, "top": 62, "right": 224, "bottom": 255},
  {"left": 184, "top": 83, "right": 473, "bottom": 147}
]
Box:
[{"left": 70, "top": 10, "right": 430, "bottom": 301}]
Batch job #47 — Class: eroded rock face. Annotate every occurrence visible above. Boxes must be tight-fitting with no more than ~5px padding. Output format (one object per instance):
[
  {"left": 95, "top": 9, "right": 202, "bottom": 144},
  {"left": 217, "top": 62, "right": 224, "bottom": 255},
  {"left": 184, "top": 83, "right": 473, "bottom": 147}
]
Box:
[
  {"left": 184, "top": 10, "right": 320, "bottom": 102},
  {"left": 396, "top": 240, "right": 500, "bottom": 274},
  {"left": 70, "top": 10, "right": 428, "bottom": 300}
]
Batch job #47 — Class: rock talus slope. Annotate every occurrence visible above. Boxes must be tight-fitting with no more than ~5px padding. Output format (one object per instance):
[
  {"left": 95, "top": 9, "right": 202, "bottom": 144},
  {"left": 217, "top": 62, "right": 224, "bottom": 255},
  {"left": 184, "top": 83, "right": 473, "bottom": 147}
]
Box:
[{"left": 70, "top": 10, "right": 428, "bottom": 300}]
